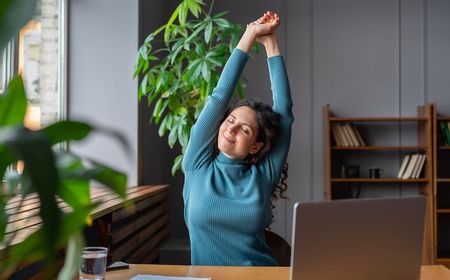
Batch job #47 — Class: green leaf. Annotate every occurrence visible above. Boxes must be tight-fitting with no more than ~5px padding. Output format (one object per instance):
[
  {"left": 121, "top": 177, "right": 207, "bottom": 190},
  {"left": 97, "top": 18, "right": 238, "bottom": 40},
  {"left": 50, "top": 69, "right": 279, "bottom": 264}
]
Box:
[
  {"left": 177, "top": 121, "right": 188, "bottom": 148},
  {"left": 89, "top": 161, "right": 127, "bottom": 198},
  {"left": 201, "top": 61, "right": 210, "bottom": 81},
  {"left": 0, "top": 196, "right": 7, "bottom": 242},
  {"left": 0, "top": 141, "right": 14, "bottom": 183},
  {"left": 141, "top": 45, "right": 148, "bottom": 60},
  {"left": 152, "top": 24, "right": 166, "bottom": 37},
  {"left": 213, "top": 11, "right": 229, "bottom": 18},
  {"left": 133, "top": 56, "right": 144, "bottom": 79},
  {"left": 178, "top": 1, "right": 188, "bottom": 26},
  {"left": 0, "top": 0, "right": 37, "bottom": 50},
  {"left": 194, "top": 43, "right": 205, "bottom": 56},
  {"left": 213, "top": 18, "right": 231, "bottom": 28},
  {"left": 0, "top": 76, "right": 27, "bottom": 127},
  {"left": 174, "top": 107, "right": 188, "bottom": 116},
  {"left": 4, "top": 128, "right": 62, "bottom": 267},
  {"left": 41, "top": 121, "right": 92, "bottom": 145},
  {"left": 187, "top": 0, "right": 203, "bottom": 18},
  {"left": 171, "top": 154, "right": 183, "bottom": 176},
  {"left": 204, "top": 21, "right": 213, "bottom": 43},
  {"left": 57, "top": 232, "right": 84, "bottom": 280},
  {"left": 168, "top": 129, "right": 177, "bottom": 148},
  {"left": 164, "top": 5, "right": 180, "bottom": 43},
  {"left": 207, "top": 56, "right": 222, "bottom": 67},
  {"left": 154, "top": 99, "right": 169, "bottom": 124},
  {"left": 158, "top": 116, "right": 168, "bottom": 137},
  {"left": 139, "top": 74, "right": 148, "bottom": 100}
]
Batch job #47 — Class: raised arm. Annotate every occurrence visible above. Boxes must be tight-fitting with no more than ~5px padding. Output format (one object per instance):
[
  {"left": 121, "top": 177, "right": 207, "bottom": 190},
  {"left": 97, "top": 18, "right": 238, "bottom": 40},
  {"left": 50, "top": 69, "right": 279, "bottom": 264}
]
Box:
[
  {"left": 257, "top": 13, "right": 294, "bottom": 185},
  {"left": 182, "top": 14, "right": 281, "bottom": 173}
]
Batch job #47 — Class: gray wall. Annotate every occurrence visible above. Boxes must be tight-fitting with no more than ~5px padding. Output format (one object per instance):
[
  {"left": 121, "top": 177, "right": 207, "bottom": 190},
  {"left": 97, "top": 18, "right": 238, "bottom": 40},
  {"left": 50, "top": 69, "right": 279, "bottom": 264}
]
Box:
[
  {"left": 69, "top": 0, "right": 450, "bottom": 247},
  {"left": 68, "top": 0, "right": 138, "bottom": 185}
]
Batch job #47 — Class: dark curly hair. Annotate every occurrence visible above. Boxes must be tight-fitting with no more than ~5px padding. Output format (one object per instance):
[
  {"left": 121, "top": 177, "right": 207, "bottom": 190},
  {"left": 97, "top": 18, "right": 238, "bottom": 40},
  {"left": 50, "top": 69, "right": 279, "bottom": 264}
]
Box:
[{"left": 214, "top": 99, "right": 289, "bottom": 213}]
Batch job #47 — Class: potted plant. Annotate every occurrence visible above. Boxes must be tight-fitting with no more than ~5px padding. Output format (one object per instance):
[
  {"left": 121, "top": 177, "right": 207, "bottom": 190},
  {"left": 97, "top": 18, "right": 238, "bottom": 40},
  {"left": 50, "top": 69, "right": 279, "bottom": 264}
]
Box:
[
  {"left": 0, "top": 1, "right": 128, "bottom": 279},
  {"left": 135, "top": 0, "right": 257, "bottom": 175}
]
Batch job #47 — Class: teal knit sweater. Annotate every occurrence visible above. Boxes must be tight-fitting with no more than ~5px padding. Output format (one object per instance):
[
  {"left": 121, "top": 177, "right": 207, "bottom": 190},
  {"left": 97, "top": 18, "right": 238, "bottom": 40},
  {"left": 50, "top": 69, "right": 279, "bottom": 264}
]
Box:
[{"left": 182, "top": 48, "right": 293, "bottom": 266}]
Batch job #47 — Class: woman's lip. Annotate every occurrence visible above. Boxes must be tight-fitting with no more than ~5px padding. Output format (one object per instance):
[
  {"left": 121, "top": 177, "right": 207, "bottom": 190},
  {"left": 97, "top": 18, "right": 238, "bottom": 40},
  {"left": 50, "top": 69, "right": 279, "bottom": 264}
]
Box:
[{"left": 223, "top": 134, "right": 236, "bottom": 143}]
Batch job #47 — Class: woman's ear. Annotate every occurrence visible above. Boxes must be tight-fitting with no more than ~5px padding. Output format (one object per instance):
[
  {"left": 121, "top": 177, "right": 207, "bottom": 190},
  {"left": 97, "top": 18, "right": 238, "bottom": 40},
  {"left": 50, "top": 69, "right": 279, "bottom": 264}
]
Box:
[{"left": 249, "top": 142, "right": 264, "bottom": 154}]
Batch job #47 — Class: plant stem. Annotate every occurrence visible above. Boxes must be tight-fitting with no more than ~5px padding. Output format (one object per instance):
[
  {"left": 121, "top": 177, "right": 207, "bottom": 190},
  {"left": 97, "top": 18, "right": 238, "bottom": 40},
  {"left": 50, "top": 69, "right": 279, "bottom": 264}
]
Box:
[{"left": 208, "top": 0, "right": 215, "bottom": 16}]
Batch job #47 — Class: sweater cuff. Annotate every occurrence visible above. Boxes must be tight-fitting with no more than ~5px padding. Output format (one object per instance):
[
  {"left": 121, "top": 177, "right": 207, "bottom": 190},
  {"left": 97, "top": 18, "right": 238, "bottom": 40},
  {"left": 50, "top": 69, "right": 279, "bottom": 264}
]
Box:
[{"left": 232, "top": 48, "right": 250, "bottom": 61}]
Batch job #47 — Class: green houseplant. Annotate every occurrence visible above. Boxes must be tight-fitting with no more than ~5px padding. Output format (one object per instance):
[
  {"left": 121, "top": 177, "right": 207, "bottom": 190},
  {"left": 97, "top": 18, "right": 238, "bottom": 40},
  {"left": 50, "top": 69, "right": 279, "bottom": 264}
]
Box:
[
  {"left": 135, "top": 0, "right": 256, "bottom": 175},
  {"left": 0, "top": 1, "right": 128, "bottom": 279}
]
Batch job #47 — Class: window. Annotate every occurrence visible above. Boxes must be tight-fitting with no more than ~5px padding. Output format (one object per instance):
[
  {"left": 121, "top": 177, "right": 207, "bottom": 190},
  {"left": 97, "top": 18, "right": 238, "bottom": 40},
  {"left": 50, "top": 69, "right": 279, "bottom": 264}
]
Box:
[{"left": 0, "top": 0, "right": 67, "bottom": 129}]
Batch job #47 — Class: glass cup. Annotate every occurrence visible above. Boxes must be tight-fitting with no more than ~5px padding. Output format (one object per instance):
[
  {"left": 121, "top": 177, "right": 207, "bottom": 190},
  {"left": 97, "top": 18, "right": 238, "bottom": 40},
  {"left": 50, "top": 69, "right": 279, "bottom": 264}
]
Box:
[{"left": 79, "top": 247, "right": 108, "bottom": 280}]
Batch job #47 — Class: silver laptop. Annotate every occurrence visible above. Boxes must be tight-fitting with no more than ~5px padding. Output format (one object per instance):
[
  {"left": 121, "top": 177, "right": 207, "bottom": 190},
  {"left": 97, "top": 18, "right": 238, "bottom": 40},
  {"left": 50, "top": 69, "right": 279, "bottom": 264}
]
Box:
[{"left": 290, "top": 197, "right": 426, "bottom": 280}]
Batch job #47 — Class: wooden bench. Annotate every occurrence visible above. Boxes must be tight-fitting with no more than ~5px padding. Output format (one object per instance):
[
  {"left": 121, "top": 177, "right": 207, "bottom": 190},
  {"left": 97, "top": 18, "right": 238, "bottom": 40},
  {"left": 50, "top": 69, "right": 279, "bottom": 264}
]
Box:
[{"left": 2, "top": 185, "right": 170, "bottom": 276}]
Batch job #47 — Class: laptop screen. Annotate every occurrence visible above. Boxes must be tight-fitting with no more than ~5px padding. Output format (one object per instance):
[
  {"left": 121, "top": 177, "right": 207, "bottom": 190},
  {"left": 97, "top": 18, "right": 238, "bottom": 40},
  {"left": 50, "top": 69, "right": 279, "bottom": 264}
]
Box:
[{"left": 290, "top": 197, "right": 425, "bottom": 280}]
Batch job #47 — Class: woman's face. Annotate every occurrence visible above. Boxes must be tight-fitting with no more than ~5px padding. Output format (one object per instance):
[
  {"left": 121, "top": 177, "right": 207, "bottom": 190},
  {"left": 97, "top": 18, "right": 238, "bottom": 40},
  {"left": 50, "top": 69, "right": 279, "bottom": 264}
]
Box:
[{"left": 218, "top": 106, "right": 263, "bottom": 159}]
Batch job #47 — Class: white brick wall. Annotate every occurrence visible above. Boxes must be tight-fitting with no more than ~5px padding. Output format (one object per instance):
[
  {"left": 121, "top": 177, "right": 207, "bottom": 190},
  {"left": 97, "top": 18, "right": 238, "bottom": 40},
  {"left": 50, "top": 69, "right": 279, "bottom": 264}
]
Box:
[{"left": 39, "top": 0, "right": 59, "bottom": 126}]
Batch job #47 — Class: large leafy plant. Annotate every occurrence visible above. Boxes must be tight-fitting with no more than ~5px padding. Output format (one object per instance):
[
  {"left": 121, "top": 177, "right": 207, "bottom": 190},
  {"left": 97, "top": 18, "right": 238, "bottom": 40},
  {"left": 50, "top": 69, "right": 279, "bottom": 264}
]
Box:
[
  {"left": 135, "top": 0, "right": 253, "bottom": 175},
  {"left": 0, "top": 1, "right": 127, "bottom": 279}
]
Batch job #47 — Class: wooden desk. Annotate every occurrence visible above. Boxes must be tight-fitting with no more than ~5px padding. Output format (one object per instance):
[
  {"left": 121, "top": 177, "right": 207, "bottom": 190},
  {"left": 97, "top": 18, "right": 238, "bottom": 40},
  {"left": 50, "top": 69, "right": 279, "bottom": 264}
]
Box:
[{"left": 106, "top": 264, "right": 450, "bottom": 280}]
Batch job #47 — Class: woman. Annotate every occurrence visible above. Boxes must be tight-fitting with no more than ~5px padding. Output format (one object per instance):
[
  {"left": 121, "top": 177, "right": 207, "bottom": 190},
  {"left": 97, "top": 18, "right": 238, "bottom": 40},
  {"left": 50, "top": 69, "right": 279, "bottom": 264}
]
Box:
[{"left": 182, "top": 11, "right": 293, "bottom": 266}]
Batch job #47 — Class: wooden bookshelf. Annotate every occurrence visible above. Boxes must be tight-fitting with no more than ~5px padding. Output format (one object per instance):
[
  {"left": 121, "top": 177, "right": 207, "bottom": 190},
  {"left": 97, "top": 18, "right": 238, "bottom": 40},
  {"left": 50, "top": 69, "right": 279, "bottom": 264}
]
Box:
[
  {"left": 432, "top": 104, "right": 450, "bottom": 268},
  {"left": 324, "top": 104, "right": 434, "bottom": 265}
]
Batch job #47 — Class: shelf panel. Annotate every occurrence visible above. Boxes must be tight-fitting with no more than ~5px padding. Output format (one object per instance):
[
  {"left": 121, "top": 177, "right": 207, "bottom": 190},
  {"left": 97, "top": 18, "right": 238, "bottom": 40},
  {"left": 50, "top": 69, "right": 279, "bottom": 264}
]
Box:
[
  {"left": 437, "top": 179, "right": 450, "bottom": 183},
  {"left": 438, "top": 146, "right": 450, "bottom": 150},
  {"left": 329, "top": 117, "right": 428, "bottom": 122},
  {"left": 437, "top": 258, "right": 450, "bottom": 267},
  {"left": 437, "top": 209, "right": 450, "bottom": 214},
  {"left": 437, "top": 116, "right": 450, "bottom": 121},
  {"left": 331, "top": 178, "right": 430, "bottom": 183},
  {"left": 332, "top": 146, "right": 427, "bottom": 151}
]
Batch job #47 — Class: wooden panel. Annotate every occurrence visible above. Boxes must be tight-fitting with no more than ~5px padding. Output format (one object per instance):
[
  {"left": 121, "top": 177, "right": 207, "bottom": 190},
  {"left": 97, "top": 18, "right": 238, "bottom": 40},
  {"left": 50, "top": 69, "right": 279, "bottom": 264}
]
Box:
[
  {"left": 125, "top": 226, "right": 170, "bottom": 264},
  {"left": 110, "top": 200, "right": 169, "bottom": 245},
  {"left": 110, "top": 213, "right": 170, "bottom": 261},
  {"left": 112, "top": 191, "right": 169, "bottom": 223}
]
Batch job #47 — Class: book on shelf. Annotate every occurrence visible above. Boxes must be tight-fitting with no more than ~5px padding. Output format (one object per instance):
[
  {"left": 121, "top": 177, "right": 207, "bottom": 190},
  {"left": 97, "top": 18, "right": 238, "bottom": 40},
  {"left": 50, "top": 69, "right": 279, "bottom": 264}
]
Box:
[
  {"left": 331, "top": 124, "right": 343, "bottom": 146},
  {"left": 401, "top": 153, "right": 420, "bottom": 179},
  {"left": 351, "top": 125, "right": 366, "bottom": 146},
  {"left": 447, "top": 121, "right": 450, "bottom": 146},
  {"left": 331, "top": 123, "right": 365, "bottom": 147},
  {"left": 344, "top": 123, "right": 360, "bottom": 147},
  {"left": 410, "top": 154, "right": 423, "bottom": 179},
  {"left": 440, "top": 121, "right": 450, "bottom": 146},
  {"left": 399, "top": 153, "right": 426, "bottom": 179},
  {"left": 413, "top": 154, "right": 426, "bottom": 179},
  {"left": 397, "top": 154, "right": 411, "bottom": 178},
  {"left": 340, "top": 123, "right": 354, "bottom": 146}
]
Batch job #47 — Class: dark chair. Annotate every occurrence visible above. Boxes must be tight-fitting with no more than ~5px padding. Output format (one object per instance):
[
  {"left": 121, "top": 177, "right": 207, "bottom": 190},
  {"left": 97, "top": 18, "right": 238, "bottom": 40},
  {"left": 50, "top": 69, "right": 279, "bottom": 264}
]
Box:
[{"left": 264, "top": 230, "right": 291, "bottom": 266}]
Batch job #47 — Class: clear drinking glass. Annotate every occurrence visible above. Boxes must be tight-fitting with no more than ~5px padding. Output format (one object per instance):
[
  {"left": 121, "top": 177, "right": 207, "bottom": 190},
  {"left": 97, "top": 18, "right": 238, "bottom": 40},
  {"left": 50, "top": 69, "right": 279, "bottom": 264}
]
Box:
[{"left": 79, "top": 247, "right": 108, "bottom": 280}]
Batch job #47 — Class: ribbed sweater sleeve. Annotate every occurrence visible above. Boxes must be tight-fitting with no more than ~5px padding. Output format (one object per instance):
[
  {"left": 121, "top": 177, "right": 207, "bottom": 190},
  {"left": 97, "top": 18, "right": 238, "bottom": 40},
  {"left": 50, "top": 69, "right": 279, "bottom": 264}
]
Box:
[
  {"left": 262, "top": 55, "right": 294, "bottom": 185},
  {"left": 182, "top": 49, "right": 249, "bottom": 172}
]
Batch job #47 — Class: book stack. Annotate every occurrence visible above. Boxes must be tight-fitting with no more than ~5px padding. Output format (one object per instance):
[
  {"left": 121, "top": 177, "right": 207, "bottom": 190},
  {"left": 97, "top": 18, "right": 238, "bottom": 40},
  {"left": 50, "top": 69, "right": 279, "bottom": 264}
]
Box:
[
  {"left": 397, "top": 153, "right": 427, "bottom": 179},
  {"left": 438, "top": 121, "right": 450, "bottom": 146},
  {"left": 331, "top": 123, "right": 366, "bottom": 147}
]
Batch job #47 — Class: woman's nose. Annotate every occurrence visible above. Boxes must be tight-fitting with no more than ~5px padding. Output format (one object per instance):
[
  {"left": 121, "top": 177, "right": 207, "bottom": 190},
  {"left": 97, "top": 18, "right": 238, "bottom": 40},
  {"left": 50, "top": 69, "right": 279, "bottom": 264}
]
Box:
[{"left": 228, "top": 125, "right": 237, "bottom": 135}]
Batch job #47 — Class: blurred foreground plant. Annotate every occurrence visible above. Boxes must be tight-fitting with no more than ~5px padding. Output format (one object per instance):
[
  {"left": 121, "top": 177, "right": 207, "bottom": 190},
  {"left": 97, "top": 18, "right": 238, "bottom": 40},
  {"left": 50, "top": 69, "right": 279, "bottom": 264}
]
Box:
[{"left": 0, "top": 1, "right": 128, "bottom": 279}]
